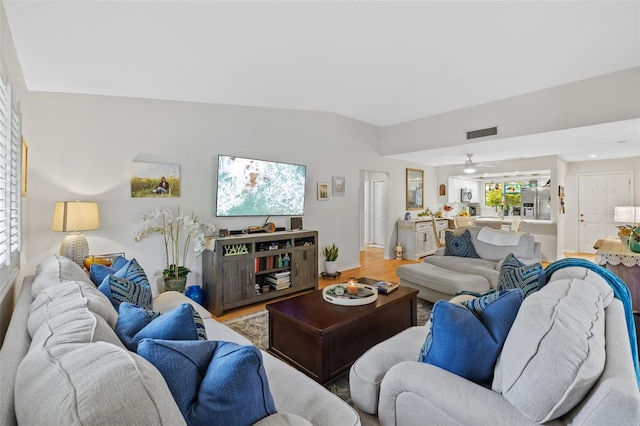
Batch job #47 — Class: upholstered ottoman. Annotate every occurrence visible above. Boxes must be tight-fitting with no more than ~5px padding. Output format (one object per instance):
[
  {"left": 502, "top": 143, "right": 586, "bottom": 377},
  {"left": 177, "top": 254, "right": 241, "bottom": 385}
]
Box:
[{"left": 396, "top": 263, "right": 490, "bottom": 301}]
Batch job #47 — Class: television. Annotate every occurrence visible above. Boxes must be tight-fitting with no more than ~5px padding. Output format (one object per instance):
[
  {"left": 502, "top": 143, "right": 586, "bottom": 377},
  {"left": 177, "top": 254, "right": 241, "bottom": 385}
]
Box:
[
  {"left": 504, "top": 183, "right": 522, "bottom": 194},
  {"left": 216, "top": 155, "right": 306, "bottom": 217}
]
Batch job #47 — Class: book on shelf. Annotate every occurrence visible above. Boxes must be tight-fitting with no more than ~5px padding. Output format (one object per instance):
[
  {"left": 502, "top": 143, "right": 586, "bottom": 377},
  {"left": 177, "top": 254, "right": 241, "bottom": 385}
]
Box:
[
  {"left": 270, "top": 271, "right": 291, "bottom": 278},
  {"left": 265, "top": 276, "right": 291, "bottom": 285},
  {"left": 373, "top": 281, "right": 398, "bottom": 294},
  {"left": 268, "top": 281, "right": 291, "bottom": 290}
]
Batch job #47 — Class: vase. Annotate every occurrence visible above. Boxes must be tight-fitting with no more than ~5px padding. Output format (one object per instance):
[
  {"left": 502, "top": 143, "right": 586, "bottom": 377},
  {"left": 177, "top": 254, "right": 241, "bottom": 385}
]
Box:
[
  {"left": 164, "top": 276, "right": 187, "bottom": 292},
  {"left": 394, "top": 243, "right": 404, "bottom": 259},
  {"left": 185, "top": 285, "right": 205, "bottom": 304},
  {"left": 324, "top": 260, "right": 337, "bottom": 275},
  {"left": 630, "top": 227, "right": 640, "bottom": 253}
]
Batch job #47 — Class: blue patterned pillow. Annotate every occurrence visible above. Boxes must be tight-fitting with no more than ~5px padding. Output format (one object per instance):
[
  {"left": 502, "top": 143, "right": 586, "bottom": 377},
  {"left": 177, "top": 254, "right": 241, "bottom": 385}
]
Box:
[
  {"left": 137, "top": 339, "right": 277, "bottom": 426},
  {"left": 444, "top": 230, "right": 480, "bottom": 258},
  {"left": 419, "top": 289, "right": 524, "bottom": 384},
  {"left": 98, "top": 275, "right": 153, "bottom": 311},
  {"left": 113, "top": 258, "right": 150, "bottom": 289},
  {"left": 498, "top": 253, "right": 545, "bottom": 297},
  {"left": 115, "top": 303, "right": 206, "bottom": 351}
]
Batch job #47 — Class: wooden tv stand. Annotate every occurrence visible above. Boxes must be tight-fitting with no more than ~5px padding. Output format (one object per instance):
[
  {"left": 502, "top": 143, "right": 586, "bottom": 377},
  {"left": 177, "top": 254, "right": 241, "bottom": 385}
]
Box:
[{"left": 202, "top": 230, "right": 318, "bottom": 317}]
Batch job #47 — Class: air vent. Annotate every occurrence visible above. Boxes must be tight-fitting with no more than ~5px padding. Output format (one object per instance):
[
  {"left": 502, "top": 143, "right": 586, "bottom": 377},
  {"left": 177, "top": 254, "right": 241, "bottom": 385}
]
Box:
[{"left": 466, "top": 126, "right": 498, "bottom": 140}]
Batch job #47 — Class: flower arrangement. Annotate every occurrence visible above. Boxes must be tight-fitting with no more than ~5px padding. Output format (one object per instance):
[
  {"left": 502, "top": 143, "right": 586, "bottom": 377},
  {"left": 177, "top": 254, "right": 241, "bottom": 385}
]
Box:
[{"left": 134, "top": 207, "right": 215, "bottom": 279}]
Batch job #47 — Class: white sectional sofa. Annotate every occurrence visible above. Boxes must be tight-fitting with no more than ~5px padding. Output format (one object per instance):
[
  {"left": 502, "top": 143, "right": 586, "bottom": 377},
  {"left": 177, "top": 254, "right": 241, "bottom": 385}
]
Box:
[
  {"left": 350, "top": 261, "right": 640, "bottom": 425},
  {"left": 0, "top": 255, "right": 360, "bottom": 426},
  {"left": 396, "top": 226, "right": 541, "bottom": 302}
]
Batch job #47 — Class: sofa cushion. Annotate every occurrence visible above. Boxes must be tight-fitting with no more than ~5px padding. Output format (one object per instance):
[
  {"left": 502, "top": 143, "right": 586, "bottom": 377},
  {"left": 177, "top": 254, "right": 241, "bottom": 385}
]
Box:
[
  {"left": 418, "top": 289, "right": 524, "bottom": 384},
  {"left": 99, "top": 274, "right": 153, "bottom": 311},
  {"left": 493, "top": 279, "right": 606, "bottom": 423},
  {"left": 548, "top": 266, "right": 614, "bottom": 307},
  {"left": 466, "top": 227, "right": 537, "bottom": 261},
  {"left": 350, "top": 325, "right": 431, "bottom": 414},
  {"left": 15, "top": 341, "right": 186, "bottom": 425},
  {"left": 153, "top": 290, "right": 213, "bottom": 319},
  {"left": 115, "top": 302, "right": 207, "bottom": 351},
  {"left": 138, "top": 339, "right": 277, "bottom": 426},
  {"left": 497, "top": 253, "right": 545, "bottom": 297},
  {"left": 422, "top": 256, "right": 501, "bottom": 288},
  {"left": 28, "top": 280, "right": 118, "bottom": 336},
  {"left": 397, "top": 262, "right": 491, "bottom": 296},
  {"left": 32, "top": 255, "right": 93, "bottom": 295},
  {"left": 30, "top": 308, "right": 125, "bottom": 356},
  {"left": 444, "top": 230, "right": 480, "bottom": 258}
]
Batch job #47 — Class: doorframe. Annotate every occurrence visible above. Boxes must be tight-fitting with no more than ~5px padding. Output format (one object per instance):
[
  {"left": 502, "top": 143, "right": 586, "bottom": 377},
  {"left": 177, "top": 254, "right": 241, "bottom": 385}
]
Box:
[
  {"left": 577, "top": 171, "right": 633, "bottom": 254},
  {"left": 360, "top": 170, "right": 390, "bottom": 252}
]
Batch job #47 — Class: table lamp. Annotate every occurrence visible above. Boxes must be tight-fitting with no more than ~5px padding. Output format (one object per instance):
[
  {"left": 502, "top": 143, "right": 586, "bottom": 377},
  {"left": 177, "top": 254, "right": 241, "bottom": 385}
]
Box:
[
  {"left": 52, "top": 201, "right": 100, "bottom": 266},
  {"left": 614, "top": 206, "right": 640, "bottom": 251}
]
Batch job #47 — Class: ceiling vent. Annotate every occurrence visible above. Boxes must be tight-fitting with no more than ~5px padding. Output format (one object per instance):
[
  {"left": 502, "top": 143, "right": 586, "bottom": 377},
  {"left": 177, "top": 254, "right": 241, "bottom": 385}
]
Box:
[{"left": 466, "top": 126, "right": 498, "bottom": 140}]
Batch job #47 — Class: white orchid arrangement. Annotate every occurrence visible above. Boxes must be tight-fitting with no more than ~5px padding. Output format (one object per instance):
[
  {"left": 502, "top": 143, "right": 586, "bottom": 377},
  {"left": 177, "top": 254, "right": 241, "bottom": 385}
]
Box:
[{"left": 134, "top": 207, "right": 215, "bottom": 279}]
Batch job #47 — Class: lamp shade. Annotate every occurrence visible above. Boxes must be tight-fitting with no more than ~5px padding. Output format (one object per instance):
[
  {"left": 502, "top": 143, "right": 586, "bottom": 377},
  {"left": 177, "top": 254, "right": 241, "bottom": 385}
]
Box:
[
  {"left": 52, "top": 201, "right": 100, "bottom": 232},
  {"left": 614, "top": 206, "right": 640, "bottom": 224}
]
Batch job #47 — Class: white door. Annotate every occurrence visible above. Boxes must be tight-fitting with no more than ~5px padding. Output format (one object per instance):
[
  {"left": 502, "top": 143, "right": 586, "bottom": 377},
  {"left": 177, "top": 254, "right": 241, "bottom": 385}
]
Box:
[
  {"left": 578, "top": 173, "right": 631, "bottom": 253},
  {"left": 373, "top": 181, "right": 386, "bottom": 245}
]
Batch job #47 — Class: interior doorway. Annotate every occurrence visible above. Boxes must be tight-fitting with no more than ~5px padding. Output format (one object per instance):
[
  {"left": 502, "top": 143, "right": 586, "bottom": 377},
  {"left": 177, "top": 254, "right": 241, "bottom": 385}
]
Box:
[
  {"left": 361, "top": 170, "right": 389, "bottom": 253},
  {"left": 578, "top": 172, "right": 632, "bottom": 253}
]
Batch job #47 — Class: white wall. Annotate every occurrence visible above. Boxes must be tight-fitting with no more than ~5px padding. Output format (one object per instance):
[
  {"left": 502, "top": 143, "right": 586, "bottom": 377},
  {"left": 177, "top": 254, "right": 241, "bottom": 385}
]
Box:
[
  {"left": 20, "top": 92, "right": 430, "bottom": 294},
  {"left": 380, "top": 67, "right": 640, "bottom": 155}
]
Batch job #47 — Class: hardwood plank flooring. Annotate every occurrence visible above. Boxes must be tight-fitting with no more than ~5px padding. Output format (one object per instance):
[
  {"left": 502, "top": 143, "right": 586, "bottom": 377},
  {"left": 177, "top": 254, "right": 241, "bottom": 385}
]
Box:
[{"left": 212, "top": 246, "right": 595, "bottom": 321}]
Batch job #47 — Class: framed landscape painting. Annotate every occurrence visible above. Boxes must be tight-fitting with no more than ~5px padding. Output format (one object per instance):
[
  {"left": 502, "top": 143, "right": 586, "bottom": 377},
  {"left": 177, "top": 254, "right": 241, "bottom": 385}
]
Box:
[
  {"left": 406, "top": 168, "right": 424, "bottom": 210},
  {"left": 130, "top": 161, "right": 181, "bottom": 197}
]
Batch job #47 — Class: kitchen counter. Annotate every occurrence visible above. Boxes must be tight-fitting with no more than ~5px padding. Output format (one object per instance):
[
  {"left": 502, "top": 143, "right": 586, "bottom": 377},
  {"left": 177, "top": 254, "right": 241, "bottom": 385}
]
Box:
[{"left": 473, "top": 216, "right": 553, "bottom": 225}]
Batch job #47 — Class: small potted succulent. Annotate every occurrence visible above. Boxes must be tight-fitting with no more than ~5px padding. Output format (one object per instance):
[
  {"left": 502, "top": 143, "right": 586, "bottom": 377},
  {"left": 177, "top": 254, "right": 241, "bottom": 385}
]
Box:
[{"left": 322, "top": 243, "right": 339, "bottom": 275}]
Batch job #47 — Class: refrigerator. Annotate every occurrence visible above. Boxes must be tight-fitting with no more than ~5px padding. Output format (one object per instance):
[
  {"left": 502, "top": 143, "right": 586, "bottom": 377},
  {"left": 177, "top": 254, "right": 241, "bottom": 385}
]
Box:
[{"left": 521, "top": 187, "right": 551, "bottom": 220}]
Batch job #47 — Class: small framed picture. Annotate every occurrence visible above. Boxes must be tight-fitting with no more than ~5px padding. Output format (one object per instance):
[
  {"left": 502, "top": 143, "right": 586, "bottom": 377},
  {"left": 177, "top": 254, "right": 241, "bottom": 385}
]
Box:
[
  {"left": 317, "top": 182, "right": 329, "bottom": 201},
  {"left": 332, "top": 176, "right": 345, "bottom": 196}
]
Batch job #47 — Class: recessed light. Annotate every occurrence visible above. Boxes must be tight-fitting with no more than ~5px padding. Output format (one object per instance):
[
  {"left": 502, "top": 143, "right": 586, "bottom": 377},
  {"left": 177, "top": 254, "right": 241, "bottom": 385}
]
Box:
[{"left": 589, "top": 154, "right": 598, "bottom": 158}]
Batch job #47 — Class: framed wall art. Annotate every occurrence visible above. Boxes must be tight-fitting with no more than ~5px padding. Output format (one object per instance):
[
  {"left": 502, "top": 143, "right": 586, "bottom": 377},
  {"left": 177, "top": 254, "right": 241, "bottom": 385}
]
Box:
[
  {"left": 130, "top": 161, "right": 181, "bottom": 197},
  {"left": 406, "top": 168, "right": 424, "bottom": 210},
  {"left": 317, "top": 182, "right": 329, "bottom": 201},
  {"left": 332, "top": 176, "right": 345, "bottom": 196}
]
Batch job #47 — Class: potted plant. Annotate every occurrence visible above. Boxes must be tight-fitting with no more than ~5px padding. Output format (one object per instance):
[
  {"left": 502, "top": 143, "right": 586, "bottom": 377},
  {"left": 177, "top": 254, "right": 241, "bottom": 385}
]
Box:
[
  {"left": 135, "top": 207, "right": 215, "bottom": 292},
  {"left": 323, "top": 243, "right": 339, "bottom": 275}
]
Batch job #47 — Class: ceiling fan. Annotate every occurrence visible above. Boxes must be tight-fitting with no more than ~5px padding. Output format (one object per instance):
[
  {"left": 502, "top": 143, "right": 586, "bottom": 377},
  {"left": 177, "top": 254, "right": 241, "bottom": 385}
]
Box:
[{"left": 462, "top": 154, "right": 494, "bottom": 174}]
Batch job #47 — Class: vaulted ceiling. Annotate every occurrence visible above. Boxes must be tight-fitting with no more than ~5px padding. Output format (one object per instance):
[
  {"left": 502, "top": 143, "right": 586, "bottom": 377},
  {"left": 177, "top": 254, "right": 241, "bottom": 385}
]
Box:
[{"left": 3, "top": 1, "right": 639, "bottom": 165}]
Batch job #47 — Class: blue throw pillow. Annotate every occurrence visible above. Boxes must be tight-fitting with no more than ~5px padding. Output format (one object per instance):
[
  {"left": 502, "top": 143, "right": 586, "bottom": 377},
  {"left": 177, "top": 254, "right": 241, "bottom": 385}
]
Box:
[
  {"left": 137, "top": 339, "right": 277, "bottom": 426},
  {"left": 98, "top": 274, "right": 153, "bottom": 311},
  {"left": 89, "top": 264, "right": 115, "bottom": 286},
  {"left": 497, "top": 253, "right": 545, "bottom": 297},
  {"left": 111, "top": 255, "right": 129, "bottom": 271},
  {"left": 115, "top": 303, "right": 206, "bottom": 351},
  {"left": 419, "top": 289, "right": 524, "bottom": 384},
  {"left": 444, "top": 230, "right": 480, "bottom": 258},
  {"left": 88, "top": 255, "right": 130, "bottom": 286}
]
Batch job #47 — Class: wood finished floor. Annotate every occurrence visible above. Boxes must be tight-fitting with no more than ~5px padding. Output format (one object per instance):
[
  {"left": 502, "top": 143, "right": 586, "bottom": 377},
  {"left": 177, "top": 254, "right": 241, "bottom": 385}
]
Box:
[{"left": 212, "top": 246, "right": 595, "bottom": 321}]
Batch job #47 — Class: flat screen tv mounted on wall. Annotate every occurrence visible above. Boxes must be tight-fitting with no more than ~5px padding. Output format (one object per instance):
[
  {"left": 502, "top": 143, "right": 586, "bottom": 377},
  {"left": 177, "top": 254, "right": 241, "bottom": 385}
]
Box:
[{"left": 216, "top": 155, "right": 306, "bottom": 217}]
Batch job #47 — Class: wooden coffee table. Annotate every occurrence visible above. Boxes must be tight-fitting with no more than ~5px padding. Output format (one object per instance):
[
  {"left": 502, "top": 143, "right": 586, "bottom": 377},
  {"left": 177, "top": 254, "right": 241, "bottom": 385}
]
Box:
[{"left": 266, "top": 277, "right": 418, "bottom": 384}]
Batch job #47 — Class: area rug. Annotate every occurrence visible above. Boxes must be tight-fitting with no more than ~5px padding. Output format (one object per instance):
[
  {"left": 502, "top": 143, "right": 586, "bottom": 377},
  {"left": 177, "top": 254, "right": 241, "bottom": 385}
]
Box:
[{"left": 222, "top": 298, "right": 433, "bottom": 403}]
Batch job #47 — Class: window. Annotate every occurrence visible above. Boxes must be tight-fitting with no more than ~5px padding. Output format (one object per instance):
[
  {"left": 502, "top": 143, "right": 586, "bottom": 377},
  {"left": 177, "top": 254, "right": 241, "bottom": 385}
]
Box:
[
  {"left": 485, "top": 181, "right": 524, "bottom": 210},
  {"left": 0, "top": 73, "right": 22, "bottom": 298}
]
